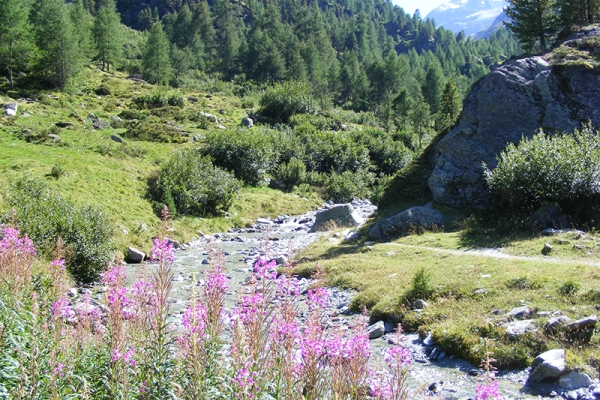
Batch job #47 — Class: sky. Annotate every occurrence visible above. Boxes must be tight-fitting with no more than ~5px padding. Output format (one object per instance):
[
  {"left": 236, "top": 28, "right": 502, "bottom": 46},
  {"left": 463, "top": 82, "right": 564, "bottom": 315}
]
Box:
[{"left": 390, "top": 0, "right": 445, "bottom": 18}]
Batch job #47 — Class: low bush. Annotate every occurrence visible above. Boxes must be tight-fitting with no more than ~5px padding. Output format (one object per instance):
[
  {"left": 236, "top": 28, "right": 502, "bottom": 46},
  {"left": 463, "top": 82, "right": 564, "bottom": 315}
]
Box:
[
  {"left": 258, "top": 81, "right": 317, "bottom": 123},
  {"left": 485, "top": 125, "right": 600, "bottom": 219},
  {"left": 3, "top": 177, "right": 114, "bottom": 283},
  {"left": 95, "top": 85, "right": 111, "bottom": 95},
  {"left": 149, "top": 149, "right": 240, "bottom": 216},
  {"left": 133, "top": 91, "right": 185, "bottom": 109},
  {"left": 202, "top": 128, "right": 276, "bottom": 186},
  {"left": 124, "top": 121, "right": 188, "bottom": 143},
  {"left": 119, "top": 109, "right": 146, "bottom": 120}
]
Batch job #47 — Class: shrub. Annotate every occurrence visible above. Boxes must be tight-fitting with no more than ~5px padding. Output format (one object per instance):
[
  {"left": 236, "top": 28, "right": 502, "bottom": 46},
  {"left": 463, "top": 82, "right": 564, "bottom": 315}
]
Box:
[
  {"left": 119, "top": 109, "right": 145, "bottom": 120},
  {"left": 407, "top": 267, "right": 434, "bottom": 301},
  {"left": 4, "top": 177, "right": 114, "bottom": 283},
  {"left": 124, "top": 121, "right": 188, "bottom": 143},
  {"left": 558, "top": 280, "right": 580, "bottom": 297},
  {"left": 275, "top": 158, "right": 306, "bottom": 189},
  {"left": 49, "top": 163, "right": 65, "bottom": 179},
  {"left": 485, "top": 125, "right": 600, "bottom": 219},
  {"left": 309, "top": 169, "right": 375, "bottom": 203},
  {"left": 95, "top": 85, "right": 111, "bottom": 95},
  {"left": 134, "top": 91, "right": 185, "bottom": 109},
  {"left": 149, "top": 149, "right": 240, "bottom": 216},
  {"left": 258, "top": 81, "right": 317, "bottom": 123},
  {"left": 202, "top": 128, "right": 276, "bottom": 186},
  {"left": 353, "top": 128, "right": 415, "bottom": 175}
]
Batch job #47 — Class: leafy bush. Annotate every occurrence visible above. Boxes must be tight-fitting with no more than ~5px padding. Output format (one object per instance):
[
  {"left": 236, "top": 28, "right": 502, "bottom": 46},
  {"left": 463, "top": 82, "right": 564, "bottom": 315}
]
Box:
[
  {"left": 306, "top": 169, "right": 375, "bottom": 203},
  {"left": 485, "top": 125, "right": 600, "bottom": 218},
  {"left": 258, "top": 81, "right": 317, "bottom": 123},
  {"left": 275, "top": 158, "right": 306, "bottom": 189},
  {"left": 558, "top": 280, "right": 580, "bottom": 297},
  {"left": 49, "top": 163, "right": 65, "bottom": 179},
  {"left": 119, "top": 109, "right": 145, "bottom": 120},
  {"left": 134, "top": 91, "right": 185, "bottom": 109},
  {"left": 353, "top": 128, "right": 415, "bottom": 175},
  {"left": 4, "top": 177, "right": 114, "bottom": 283},
  {"left": 124, "top": 121, "right": 188, "bottom": 143},
  {"left": 95, "top": 85, "right": 111, "bottom": 95},
  {"left": 149, "top": 149, "right": 240, "bottom": 216},
  {"left": 202, "top": 128, "right": 276, "bottom": 186}
]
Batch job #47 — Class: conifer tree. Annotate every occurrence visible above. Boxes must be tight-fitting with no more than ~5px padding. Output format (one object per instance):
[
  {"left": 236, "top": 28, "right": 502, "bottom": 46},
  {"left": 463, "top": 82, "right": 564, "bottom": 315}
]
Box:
[
  {"left": 0, "top": 0, "right": 34, "bottom": 89},
  {"left": 558, "top": 0, "right": 600, "bottom": 26},
  {"left": 32, "top": 0, "right": 82, "bottom": 88},
  {"left": 92, "top": 0, "right": 122, "bottom": 72},
  {"left": 504, "top": 0, "right": 559, "bottom": 53},
  {"left": 142, "top": 21, "right": 173, "bottom": 85},
  {"left": 439, "top": 79, "right": 462, "bottom": 130},
  {"left": 421, "top": 61, "right": 445, "bottom": 115},
  {"left": 70, "top": 0, "right": 94, "bottom": 59}
]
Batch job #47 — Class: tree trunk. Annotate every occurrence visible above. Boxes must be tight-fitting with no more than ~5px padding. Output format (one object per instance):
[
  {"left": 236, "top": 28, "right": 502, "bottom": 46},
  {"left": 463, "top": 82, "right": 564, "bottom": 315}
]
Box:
[{"left": 9, "top": 67, "right": 14, "bottom": 89}]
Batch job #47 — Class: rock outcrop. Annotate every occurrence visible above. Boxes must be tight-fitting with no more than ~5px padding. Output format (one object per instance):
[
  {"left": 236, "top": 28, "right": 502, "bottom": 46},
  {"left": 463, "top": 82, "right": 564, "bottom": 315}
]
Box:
[
  {"left": 428, "top": 33, "right": 600, "bottom": 209},
  {"left": 369, "top": 202, "right": 444, "bottom": 241}
]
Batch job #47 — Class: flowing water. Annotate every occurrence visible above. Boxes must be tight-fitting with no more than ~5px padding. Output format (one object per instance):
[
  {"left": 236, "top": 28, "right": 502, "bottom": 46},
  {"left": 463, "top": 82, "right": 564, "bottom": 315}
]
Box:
[{"left": 127, "top": 200, "right": 560, "bottom": 399}]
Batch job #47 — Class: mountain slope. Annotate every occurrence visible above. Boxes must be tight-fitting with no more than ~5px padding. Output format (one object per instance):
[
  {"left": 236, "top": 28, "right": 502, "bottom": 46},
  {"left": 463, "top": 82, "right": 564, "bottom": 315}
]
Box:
[{"left": 426, "top": 0, "right": 507, "bottom": 36}]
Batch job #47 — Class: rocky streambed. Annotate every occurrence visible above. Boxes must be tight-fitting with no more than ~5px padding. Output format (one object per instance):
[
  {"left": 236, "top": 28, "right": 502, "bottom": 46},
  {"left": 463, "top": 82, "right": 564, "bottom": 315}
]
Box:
[{"left": 120, "top": 200, "right": 599, "bottom": 400}]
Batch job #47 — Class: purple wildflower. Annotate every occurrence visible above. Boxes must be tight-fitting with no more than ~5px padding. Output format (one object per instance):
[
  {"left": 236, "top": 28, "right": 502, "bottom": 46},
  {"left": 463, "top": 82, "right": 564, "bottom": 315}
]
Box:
[
  {"left": 150, "top": 238, "right": 174, "bottom": 264},
  {"left": 51, "top": 297, "right": 74, "bottom": 319},
  {"left": 475, "top": 380, "right": 500, "bottom": 400}
]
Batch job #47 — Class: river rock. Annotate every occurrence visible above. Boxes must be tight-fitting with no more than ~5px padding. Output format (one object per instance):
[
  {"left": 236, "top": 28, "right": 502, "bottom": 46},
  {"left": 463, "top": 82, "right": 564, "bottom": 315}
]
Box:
[
  {"left": 127, "top": 247, "right": 145, "bottom": 263},
  {"left": 55, "top": 121, "right": 74, "bottom": 128},
  {"left": 508, "top": 305, "right": 533, "bottom": 320},
  {"left": 527, "top": 349, "right": 566, "bottom": 384},
  {"left": 544, "top": 316, "right": 572, "bottom": 334},
  {"left": 428, "top": 50, "right": 600, "bottom": 209},
  {"left": 506, "top": 319, "right": 538, "bottom": 337},
  {"left": 309, "top": 204, "right": 364, "bottom": 232},
  {"left": 369, "top": 202, "right": 443, "bottom": 241},
  {"left": 564, "top": 315, "right": 597, "bottom": 343},
  {"left": 559, "top": 370, "right": 593, "bottom": 390},
  {"left": 242, "top": 117, "right": 253, "bottom": 128},
  {"left": 528, "top": 203, "right": 570, "bottom": 230},
  {"left": 5, "top": 102, "right": 17, "bottom": 116},
  {"left": 367, "top": 321, "right": 385, "bottom": 339}
]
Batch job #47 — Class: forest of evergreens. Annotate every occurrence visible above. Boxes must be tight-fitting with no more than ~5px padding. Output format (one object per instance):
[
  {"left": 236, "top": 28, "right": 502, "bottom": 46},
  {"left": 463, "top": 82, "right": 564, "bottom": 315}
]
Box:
[{"left": 0, "top": 0, "right": 522, "bottom": 133}]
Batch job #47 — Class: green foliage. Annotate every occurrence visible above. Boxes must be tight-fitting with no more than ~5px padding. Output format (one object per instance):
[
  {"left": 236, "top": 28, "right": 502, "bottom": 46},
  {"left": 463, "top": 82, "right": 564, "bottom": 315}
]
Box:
[
  {"left": 258, "top": 81, "right": 317, "bottom": 123},
  {"left": 149, "top": 149, "right": 240, "bottom": 216},
  {"left": 484, "top": 125, "right": 600, "bottom": 219},
  {"left": 4, "top": 177, "right": 114, "bottom": 283},
  {"left": 49, "top": 163, "right": 65, "bottom": 179},
  {"left": 202, "top": 128, "right": 276, "bottom": 186},
  {"left": 408, "top": 267, "right": 434, "bottom": 300},
  {"left": 133, "top": 91, "right": 186, "bottom": 109},
  {"left": 504, "top": 0, "right": 559, "bottom": 53},
  {"left": 275, "top": 157, "right": 306, "bottom": 189},
  {"left": 124, "top": 121, "right": 188, "bottom": 143},
  {"left": 558, "top": 280, "right": 581, "bottom": 297},
  {"left": 95, "top": 84, "right": 112, "bottom": 95},
  {"left": 142, "top": 21, "right": 173, "bottom": 85},
  {"left": 321, "top": 169, "right": 375, "bottom": 203},
  {"left": 0, "top": 0, "right": 35, "bottom": 89},
  {"left": 92, "top": 0, "right": 122, "bottom": 72}
]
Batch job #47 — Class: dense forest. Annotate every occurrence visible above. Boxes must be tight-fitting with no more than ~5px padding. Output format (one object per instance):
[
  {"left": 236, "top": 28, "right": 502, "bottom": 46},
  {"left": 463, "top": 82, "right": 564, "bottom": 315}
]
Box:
[{"left": 0, "top": 0, "right": 522, "bottom": 132}]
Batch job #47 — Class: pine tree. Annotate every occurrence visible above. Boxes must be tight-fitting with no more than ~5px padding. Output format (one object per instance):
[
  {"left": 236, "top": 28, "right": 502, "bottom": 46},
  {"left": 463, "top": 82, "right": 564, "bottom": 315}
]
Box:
[
  {"left": 32, "top": 0, "right": 82, "bottom": 88},
  {"left": 142, "top": 21, "right": 173, "bottom": 85},
  {"left": 421, "top": 61, "right": 445, "bottom": 115},
  {"left": 558, "top": 0, "right": 600, "bottom": 26},
  {"left": 439, "top": 79, "right": 462, "bottom": 130},
  {"left": 0, "top": 0, "right": 34, "bottom": 89},
  {"left": 92, "top": 0, "right": 122, "bottom": 72},
  {"left": 504, "top": 0, "right": 559, "bottom": 53},
  {"left": 70, "top": 0, "right": 94, "bottom": 59}
]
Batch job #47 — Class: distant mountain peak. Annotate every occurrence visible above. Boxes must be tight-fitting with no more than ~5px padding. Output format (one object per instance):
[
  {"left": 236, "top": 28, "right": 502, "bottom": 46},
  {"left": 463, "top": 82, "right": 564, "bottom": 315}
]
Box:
[{"left": 426, "top": 0, "right": 507, "bottom": 36}]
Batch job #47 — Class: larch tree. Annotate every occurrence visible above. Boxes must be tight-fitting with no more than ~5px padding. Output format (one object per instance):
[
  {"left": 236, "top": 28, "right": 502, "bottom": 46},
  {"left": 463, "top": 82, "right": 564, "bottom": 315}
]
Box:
[
  {"left": 92, "top": 0, "right": 122, "bottom": 72},
  {"left": 0, "top": 0, "right": 34, "bottom": 89},
  {"left": 32, "top": 0, "right": 82, "bottom": 88},
  {"left": 142, "top": 21, "right": 173, "bottom": 85},
  {"left": 504, "top": 0, "right": 559, "bottom": 53},
  {"left": 439, "top": 79, "right": 462, "bottom": 131}
]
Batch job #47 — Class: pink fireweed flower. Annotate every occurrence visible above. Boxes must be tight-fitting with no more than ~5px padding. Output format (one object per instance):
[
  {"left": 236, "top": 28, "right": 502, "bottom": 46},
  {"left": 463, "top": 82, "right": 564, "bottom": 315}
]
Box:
[
  {"left": 475, "top": 380, "right": 500, "bottom": 400},
  {"left": 0, "top": 226, "right": 36, "bottom": 257},
  {"left": 102, "top": 264, "right": 127, "bottom": 287},
  {"left": 150, "top": 238, "right": 174, "bottom": 264},
  {"left": 239, "top": 292, "right": 264, "bottom": 325},
  {"left": 49, "top": 259, "right": 66, "bottom": 275},
  {"left": 181, "top": 303, "right": 207, "bottom": 335},
  {"left": 52, "top": 363, "right": 65, "bottom": 378},
  {"left": 307, "top": 287, "right": 328, "bottom": 310},
  {"left": 51, "top": 297, "right": 74, "bottom": 319},
  {"left": 112, "top": 347, "right": 136, "bottom": 366},
  {"left": 253, "top": 258, "right": 277, "bottom": 280},
  {"left": 384, "top": 346, "right": 412, "bottom": 369},
  {"left": 205, "top": 264, "right": 229, "bottom": 294}
]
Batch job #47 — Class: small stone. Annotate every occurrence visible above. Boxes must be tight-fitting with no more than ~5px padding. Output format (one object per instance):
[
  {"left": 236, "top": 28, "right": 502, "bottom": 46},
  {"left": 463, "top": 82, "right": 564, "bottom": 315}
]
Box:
[
  {"left": 47, "top": 133, "right": 61, "bottom": 142},
  {"left": 559, "top": 370, "right": 593, "bottom": 390},
  {"left": 110, "top": 135, "right": 123, "bottom": 143},
  {"left": 255, "top": 218, "right": 273, "bottom": 225},
  {"left": 366, "top": 321, "right": 385, "bottom": 339},
  {"left": 508, "top": 306, "right": 533, "bottom": 320},
  {"left": 474, "top": 288, "right": 488, "bottom": 295},
  {"left": 428, "top": 381, "right": 442, "bottom": 393},
  {"left": 127, "top": 247, "right": 145, "bottom": 263},
  {"left": 55, "top": 121, "right": 74, "bottom": 128},
  {"left": 527, "top": 349, "right": 565, "bottom": 384},
  {"left": 542, "top": 243, "right": 553, "bottom": 255},
  {"left": 5, "top": 102, "right": 18, "bottom": 116},
  {"left": 468, "top": 369, "right": 483, "bottom": 376},
  {"left": 202, "top": 259, "right": 209, "bottom": 265},
  {"left": 506, "top": 319, "right": 538, "bottom": 337},
  {"left": 67, "top": 288, "right": 78, "bottom": 297}
]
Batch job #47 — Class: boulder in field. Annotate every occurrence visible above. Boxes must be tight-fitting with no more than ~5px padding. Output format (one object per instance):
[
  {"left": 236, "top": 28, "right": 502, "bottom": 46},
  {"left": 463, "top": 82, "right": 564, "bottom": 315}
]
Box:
[
  {"left": 310, "top": 204, "right": 364, "bottom": 232},
  {"left": 369, "top": 202, "right": 443, "bottom": 241}
]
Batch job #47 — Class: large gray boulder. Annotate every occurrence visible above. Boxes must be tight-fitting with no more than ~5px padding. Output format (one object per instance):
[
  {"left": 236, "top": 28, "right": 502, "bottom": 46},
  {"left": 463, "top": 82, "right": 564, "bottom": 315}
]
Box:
[
  {"left": 369, "top": 202, "right": 444, "bottom": 241},
  {"left": 428, "top": 50, "right": 600, "bottom": 209},
  {"left": 5, "top": 102, "right": 17, "bottom": 116},
  {"left": 309, "top": 204, "right": 364, "bottom": 232},
  {"left": 527, "top": 349, "right": 566, "bottom": 384}
]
